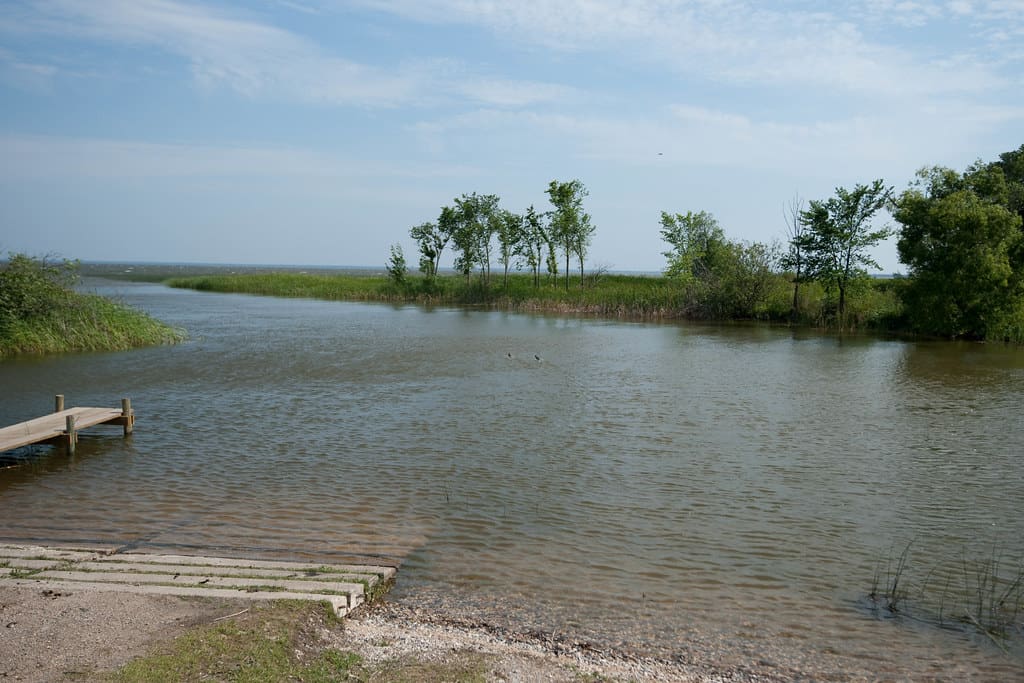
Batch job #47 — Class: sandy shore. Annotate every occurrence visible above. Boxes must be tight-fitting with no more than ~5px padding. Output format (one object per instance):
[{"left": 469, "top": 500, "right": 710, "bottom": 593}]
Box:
[{"left": 0, "top": 583, "right": 787, "bottom": 682}]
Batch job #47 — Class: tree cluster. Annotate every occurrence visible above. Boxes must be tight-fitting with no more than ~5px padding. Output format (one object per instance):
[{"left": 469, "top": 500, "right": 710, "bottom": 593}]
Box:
[
  {"left": 389, "top": 144, "right": 1024, "bottom": 341},
  {"left": 892, "top": 147, "right": 1024, "bottom": 339},
  {"left": 400, "top": 180, "right": 595, "bottom": 292}
]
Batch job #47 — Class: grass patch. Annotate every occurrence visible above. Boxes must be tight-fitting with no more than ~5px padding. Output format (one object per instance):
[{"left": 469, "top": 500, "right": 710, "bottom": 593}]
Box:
[
  {"left": 169, "top": 271, "right": 729, "bottom": 322},
  {"left": 109, "top": 602, "right": 360, "bottom": 682},
  {"left": 166, "top": 269, "right": 928, "bottom": 338},
  {"left": 0, "top": 293, "right": 185, "bottom": 357},
  {"left": 107, "top": 601, "right": 494, "bottom": 683},
  {"left": 1, "top": 254, "right": 184, "bottom": 357},
  {"left": 6, "top": 567, "right": 41, "bottom": 579}
]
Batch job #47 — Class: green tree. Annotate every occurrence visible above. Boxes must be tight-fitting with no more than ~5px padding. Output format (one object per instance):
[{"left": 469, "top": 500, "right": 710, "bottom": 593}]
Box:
[
  {"left": 994, "top": 144, "right": 1024, "bottom": 220},
  {"left": 660, "top": 211, "right": 778, "bottom": 318},
  {"left": 780, "top": 194, "right": 807, "bottom": 322},
  {"left": 385, "top": 243, "right": 408, "bottom": 287},
  {"left": 798, "top": 179, "right": 893, "bottom": 325},
  {"left": 894, "top": 163, "right": 1023, "bottom": 339},
  {"left": 410, "top": 221, "right": 439, "bottom": 278},
  {"left": 409, "top": 205, "right": 458, "bottom": 280},
  {"left": 546, "top": 179, "right": 593, "bottom": 290},
  {"left": 496, "top": 209, "right": 523, "bottom": 289},
  {"left": 453, "top": 192, "right": 500, "bottom": 286},
  {"left": 518, "top": 205, "right": 549, "bottom": 287},
  {"left": 659, "top": 210, "right": 728, "bottom": 282}
]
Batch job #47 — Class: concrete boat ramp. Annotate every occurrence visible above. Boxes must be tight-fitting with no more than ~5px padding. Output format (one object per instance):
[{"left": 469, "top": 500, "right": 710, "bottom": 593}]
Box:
[{"left": 0, "top": 544, "right": 395, "bottom": 617}]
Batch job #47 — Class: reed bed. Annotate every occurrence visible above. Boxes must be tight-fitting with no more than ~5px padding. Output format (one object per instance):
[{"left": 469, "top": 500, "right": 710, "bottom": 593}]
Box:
[{"left": 0, "top": 293, "right": 185, "bottom": 357}]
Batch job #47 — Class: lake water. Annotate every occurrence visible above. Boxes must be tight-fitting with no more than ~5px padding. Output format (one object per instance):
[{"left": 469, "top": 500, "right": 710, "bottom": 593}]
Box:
[{"left": 2, "top": 279, "right": 1023, "bottom": 679}]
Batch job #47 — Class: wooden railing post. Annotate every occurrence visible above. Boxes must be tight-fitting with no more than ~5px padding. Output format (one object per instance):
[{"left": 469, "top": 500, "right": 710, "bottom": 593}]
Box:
[
  {"left": 121, "top": 398, "right": 133, "bottom": 436},
  {"left": 55, "top": 395, "right": 64, "bottom": 412},
  {"left": 65, "top": 414, "right": 77, "bottom": 454}
]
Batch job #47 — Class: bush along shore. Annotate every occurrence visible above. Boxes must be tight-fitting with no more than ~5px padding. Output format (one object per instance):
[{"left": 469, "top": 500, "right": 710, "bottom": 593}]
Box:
[{"left": 0, "top": 254, "right": 185, "bottom": 358}]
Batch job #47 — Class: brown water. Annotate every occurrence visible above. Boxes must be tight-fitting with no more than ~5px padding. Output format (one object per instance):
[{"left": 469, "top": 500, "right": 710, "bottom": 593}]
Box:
[{"left": 2, "top": 278, "right": 1023, "bottom": 679}]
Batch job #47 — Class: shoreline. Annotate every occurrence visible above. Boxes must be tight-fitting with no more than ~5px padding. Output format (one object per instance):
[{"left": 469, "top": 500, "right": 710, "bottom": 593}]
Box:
[{"left": 0, "top": 583, "right": 784, "bottom": 682}]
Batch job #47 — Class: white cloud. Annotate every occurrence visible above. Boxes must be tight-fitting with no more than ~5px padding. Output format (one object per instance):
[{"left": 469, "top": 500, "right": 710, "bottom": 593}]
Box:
[
  {"left": 355, "top": 0, "right": 1012, "bottom": 97},
  {"left": 949, "top": 1, "right": 974, "bottom": 15},
  {"left": 3, "top": 0, "right": 572, "bottom": 108},
  {"left": 408, "top": 96, "right": 1024, "bottom": 180}
]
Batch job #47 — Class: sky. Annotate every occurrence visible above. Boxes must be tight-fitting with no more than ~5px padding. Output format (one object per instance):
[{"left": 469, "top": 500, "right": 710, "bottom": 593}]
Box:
[{"left": 1, "top": 1, "right": 1022, "bottom": 274}]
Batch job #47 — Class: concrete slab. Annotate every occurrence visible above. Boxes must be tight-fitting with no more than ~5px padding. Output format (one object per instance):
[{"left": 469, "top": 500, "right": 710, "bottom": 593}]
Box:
[
  {"left": 9, "top": 578, "right": 352, "bottom": 616},
  {"left": 116, "top": 552, "right": 397, "bottom": 579},
  {"left": 71, "top": 561, "right": 382, "bottom": 583},
  {"left": 35, "top": 570, "right": 367, "bottom": 600},
  {"left": 0, "top": 545, "right": 103, "bottom": 562},
  {"left": 1, "top": 558, "right": 63, "bottom": 570},
  {"left": 0, "top": 544, "right": 396, "bottom": 617}
]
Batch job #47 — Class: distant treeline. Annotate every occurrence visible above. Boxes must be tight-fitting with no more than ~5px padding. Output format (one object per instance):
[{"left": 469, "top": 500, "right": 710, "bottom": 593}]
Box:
[{"left": 384, "top": 145, "right": 1024, "bottom": 341}]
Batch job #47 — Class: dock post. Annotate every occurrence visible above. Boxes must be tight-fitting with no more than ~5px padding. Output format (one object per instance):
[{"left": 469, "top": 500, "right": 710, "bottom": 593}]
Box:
[
  {"left": 121, "top": 398, "right": 133, "bottom": 436},
  {"left": 55, "top": 395, "right": 64, "bottom": 412},
  {"left": 65, "top": 414, "right": 77, "bottom": 454}
]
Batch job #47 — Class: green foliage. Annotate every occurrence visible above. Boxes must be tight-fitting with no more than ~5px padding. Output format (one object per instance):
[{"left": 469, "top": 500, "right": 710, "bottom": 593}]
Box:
[
  {"left": 385, "top": 243, "right": 408, "bottom": 287},
  {"left": 796, "top": 179, "right": 894, "bottom": 325},
  {"left": 518, "top": 205, "right": 552, "bottom": 287},
  {"left": 659, "top": 211, "right": 782, "bottom": 319},
  {"left": 995, "top": 144, "right": 1024, "bottom": 220},
  {"left": 0, "top": 253, "right": 78, "bottom": 326},
  {"left": 546, "top": 179, "right": 594, "bottom": 289},
  {"left": 0, "top": 253, "right": 183, "bottom": 357},
  {"left": 452, "top": 192, "right": 501, "bottom": 284},
  {"left": 169, "top": 273, "right": 378, "bottom": 298},
  {"left": 410, "top": 205, "right": 459, "bottom": 280},
  {"left": 895, "top": 160, "right": 1024, "bottom": 340},
  {"left": 495, "top": 208, "right": 524, "bottom": 289},
  {"left": 659, "top": 210, "right": 725, "bottom": 282},
  {"left": 111, "top": 602, "right": 364, "bottom": 683}
]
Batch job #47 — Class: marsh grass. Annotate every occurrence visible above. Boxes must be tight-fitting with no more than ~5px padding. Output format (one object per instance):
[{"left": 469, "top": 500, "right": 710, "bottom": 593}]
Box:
[
  {"left": 869, "top": 543, "right": 1024, "bottom": 649},
  {"left": 169, "top": 271, "right": 774, "bottom": 321},
  {"left": 1, "top": 254, "right": 184, "bottom": 357},
  {"left": 870, "top": 541, "right": 913, "bottom": 614},
  {"left": 1, "top": 293, "right": 184, "bottom": 356},
  {"left": 167, "top": 270, "right": 916, "bottom": 333}
]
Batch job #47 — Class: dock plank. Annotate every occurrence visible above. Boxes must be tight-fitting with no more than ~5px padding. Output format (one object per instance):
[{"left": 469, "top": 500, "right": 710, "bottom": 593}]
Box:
[{"left": 0, "top": 407, "right": 127, "bottom": 453}]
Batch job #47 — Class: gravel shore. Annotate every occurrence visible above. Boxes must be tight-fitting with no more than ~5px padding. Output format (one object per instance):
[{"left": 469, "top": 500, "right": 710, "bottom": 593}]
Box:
[{"left": 0, "top": 584, "right": 788, "bottom": 682}]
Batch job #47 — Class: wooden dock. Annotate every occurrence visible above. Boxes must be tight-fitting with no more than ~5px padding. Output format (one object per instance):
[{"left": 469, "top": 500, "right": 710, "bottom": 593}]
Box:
[{"left": 0, "top": 395, "right": 133, "bottom": 455}]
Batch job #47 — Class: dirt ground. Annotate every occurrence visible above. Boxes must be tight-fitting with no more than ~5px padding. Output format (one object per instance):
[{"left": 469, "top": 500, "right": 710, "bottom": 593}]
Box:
[{"left": 0, "top": 584, "right": 781, "bottom": 682}]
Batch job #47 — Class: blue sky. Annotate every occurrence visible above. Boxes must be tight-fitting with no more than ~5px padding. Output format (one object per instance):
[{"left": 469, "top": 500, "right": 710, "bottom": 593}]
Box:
[{"left": 1, "top": 1, "right": 1022, "bottom": 273}]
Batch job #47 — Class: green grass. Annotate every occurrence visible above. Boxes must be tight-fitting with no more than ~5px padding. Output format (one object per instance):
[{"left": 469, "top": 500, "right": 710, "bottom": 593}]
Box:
[
  {"left": 169, "top": 271, "right": 732, "bottom": 321},
  {"left": 0, "top": 292, "right": 184, "bottom": 358},
  {"left": 1, "top": 253, "right": 184, "bottom": 357},
  {"left": 107, "top": 601, "right": 490, "bottom": 683},
  {"left": 168, "top": 273, "right": 396, "bottom": 302},
  {"left": 110, "top": 603, "right": 352, "bottom": 682},
  {"left": 167, "top": 269, "right": 925, "bottom": 338}
]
